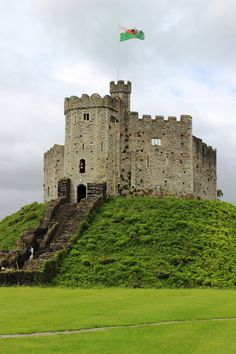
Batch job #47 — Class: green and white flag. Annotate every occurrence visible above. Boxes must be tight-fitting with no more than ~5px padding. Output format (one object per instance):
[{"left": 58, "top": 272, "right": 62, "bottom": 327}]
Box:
[{"left": 120, "top": 26, "right": 145, "bottom": 42}]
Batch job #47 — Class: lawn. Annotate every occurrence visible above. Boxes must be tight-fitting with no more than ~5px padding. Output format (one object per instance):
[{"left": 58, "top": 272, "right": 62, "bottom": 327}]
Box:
[{"left": 1, "top": 288, "right": 236, "bottom": 353}]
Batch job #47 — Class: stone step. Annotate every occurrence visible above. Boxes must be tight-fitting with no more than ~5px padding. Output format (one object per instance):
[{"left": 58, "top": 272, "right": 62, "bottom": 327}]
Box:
[{"left": 35, "top": 247, "right": 53, "bottom": 256}]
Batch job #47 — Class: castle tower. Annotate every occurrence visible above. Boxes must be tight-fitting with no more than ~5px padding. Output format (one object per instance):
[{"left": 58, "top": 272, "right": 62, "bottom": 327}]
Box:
[
  {"left": 110, "top": 80, "right": 131, "bottom": 112},
  {"left": 62, "top": 92, "right": 122, "bottom": 201},
  {"left": 109, "top": 81, "right": 132, "bottom": 192}
]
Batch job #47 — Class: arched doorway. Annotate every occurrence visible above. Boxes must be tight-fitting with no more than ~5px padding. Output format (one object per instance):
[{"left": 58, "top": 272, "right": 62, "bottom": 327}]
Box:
[{"left": 77, "top": 184, "right": 86, "bottom": 203}]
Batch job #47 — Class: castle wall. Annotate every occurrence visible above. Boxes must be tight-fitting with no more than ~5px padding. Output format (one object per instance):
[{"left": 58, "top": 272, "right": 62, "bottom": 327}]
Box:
[
  {"left": 126, "top": 114, "right": 194, "bottom": 197},
  {"left": 44, "top": 144, "right": 64, "bottom": 202},
  {"left": 63, "top": 94, "right": 120, "bottom": 201},
  {"left": 192, "top": 136, "right": 217, "bottom": 199}
]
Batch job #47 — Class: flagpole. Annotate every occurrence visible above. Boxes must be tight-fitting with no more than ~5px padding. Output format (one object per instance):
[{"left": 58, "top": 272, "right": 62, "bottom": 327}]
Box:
[{"left": 117, "top": 25, "right": 121, "bottom": 81}]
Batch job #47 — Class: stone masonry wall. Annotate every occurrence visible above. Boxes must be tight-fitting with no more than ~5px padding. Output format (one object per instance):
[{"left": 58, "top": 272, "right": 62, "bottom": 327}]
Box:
[
  {"left": 44, "top": 144, "right": 64, "bottom": 202},
  {"left": 110, "top": 81, "right": 131, "bottom": 194},
  {"left": 126, "top": 113, "right": 194, "bottom": 197},
  {"left": 192, "top": 136, "right": 217, "bottom": 199},
  {"left": 58, "top": 178, "right": 71, "bottom": 202},
  {"left": 63, "top": 94, "right": 120, "bottom": 201}
]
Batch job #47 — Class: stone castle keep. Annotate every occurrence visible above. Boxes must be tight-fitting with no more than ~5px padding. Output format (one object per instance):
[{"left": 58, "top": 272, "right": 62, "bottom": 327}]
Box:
[{"left": 44, "top": 80, "right": 217, "bottom": 203}]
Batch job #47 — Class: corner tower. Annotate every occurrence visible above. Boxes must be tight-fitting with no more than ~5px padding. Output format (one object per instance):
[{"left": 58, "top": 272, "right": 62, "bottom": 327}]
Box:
[{"left": 109, "top": 81, "right": 132, "bottom": 193}]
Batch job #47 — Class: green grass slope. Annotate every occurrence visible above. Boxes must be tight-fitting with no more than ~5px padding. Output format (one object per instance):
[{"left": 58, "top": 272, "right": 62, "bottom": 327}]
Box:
[
  {"left": 53, "top": 197, "right": 236, "bottom": 288},
  {"left": 0, "top": 202, "right": 47, "bottom": 250}
]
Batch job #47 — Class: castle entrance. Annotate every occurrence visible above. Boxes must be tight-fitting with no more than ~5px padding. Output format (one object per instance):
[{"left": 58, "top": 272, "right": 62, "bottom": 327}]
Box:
[{"left": 77, "top": 184, "right": 86, "bottom": 203}]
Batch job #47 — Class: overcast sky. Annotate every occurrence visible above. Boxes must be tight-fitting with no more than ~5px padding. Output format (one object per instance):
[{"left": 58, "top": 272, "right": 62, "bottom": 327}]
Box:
[{"left": 0, "top": 0, "right": 236, "bottom": 220}]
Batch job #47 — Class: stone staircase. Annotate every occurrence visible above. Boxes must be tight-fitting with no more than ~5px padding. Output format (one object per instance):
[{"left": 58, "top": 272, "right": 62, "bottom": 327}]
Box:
[
  {"left": 0, "top": 196, "right": 103, "bottom": 284},
  {"left": 23, "top": 198, "right": 100, "bottom": 271}
]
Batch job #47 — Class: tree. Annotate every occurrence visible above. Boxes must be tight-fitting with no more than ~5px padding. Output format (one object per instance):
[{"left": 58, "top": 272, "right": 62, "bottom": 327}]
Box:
[{"left": 217, "top": 189, "right": 223, "bottom": 200}]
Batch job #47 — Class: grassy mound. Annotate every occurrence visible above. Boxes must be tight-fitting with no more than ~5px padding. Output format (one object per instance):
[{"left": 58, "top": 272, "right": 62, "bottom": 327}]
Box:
[
  {"left": 0, "top": 202, "right": 47, "bottom": 250},
  {"left": 53, "top": 197, "right": 236, "bottom": 288}
]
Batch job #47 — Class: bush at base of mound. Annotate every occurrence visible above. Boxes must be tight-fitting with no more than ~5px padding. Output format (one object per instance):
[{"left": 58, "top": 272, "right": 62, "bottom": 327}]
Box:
[{"left": 52, "top": 197, "right": 236, "bottom": 288}]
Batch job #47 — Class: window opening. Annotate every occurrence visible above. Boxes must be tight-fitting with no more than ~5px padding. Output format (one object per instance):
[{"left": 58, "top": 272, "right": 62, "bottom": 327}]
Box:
[
  {"left": 83, "top": 113, "right": 89, "bottom": 121},
  {"left": 151, "top": 138, "right": 161, "bottom": 146},
  {"left": 110, "top": 116, "right": 118, "bottom": 123},
  {"left": 79, "top": 159, "right": 85, "bottom": 173}
]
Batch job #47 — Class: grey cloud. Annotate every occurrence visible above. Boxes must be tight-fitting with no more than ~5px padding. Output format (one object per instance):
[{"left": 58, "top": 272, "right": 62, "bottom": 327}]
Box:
[{"left": 0, "top": 0, "right": 235, "bottom": 219}]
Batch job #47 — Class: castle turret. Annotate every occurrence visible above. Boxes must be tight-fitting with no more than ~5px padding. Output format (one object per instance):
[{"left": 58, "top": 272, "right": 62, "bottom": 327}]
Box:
[{"left": 110, "top": 80, "right": 131, "bottom": 112}]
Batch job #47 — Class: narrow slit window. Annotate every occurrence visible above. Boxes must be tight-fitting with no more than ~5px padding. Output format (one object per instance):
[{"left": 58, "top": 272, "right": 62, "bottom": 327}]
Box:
[
  {"left": 151, "top": 138, "right": 161, "bottom": 146},
  {"left": 79, "top": 159, "right": 85, "bottom": 173},
  {"left": 82, "top": 143, "right": 85, "bottom": 150},
  {"left": 83, "top": 113, "right": 89, "bottom": 121},
  {"left": 101, "top": 142, "right": 103, "bottom": 151}
]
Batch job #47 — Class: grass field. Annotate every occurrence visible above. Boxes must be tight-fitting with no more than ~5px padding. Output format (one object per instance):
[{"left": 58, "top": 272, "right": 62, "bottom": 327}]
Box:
[{"left": 1, "top": 288, "right": 236, "bottom": 353}]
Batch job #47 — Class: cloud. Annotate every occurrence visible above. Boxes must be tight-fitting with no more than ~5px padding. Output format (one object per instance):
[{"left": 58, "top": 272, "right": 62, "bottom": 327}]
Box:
[{"left": 0, "top": 0, "right": 235, "bottom": 219}]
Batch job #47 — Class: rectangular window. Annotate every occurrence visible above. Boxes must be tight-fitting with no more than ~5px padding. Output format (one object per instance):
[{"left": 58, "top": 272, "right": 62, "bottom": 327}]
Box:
[
  {"left": 83, "top": 113, "right": 89, "bottom": 121},
  {"left": 151, "top": 138, "right": 161, "bottom": 146}
]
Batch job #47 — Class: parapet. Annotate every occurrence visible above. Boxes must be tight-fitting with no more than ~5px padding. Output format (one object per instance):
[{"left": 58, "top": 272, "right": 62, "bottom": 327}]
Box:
[
  {"left": 180, "top": 115, "right": 192, "bottom": 124},
  {"left": 44, "top": 144, "right": 64, "bottom": 158},
  {"left": 193, "top": 136, "right": 216, "bottom": 162},
  {"left": 110, "top": 80, "right": 132, "bottom": 95},
  {"left": 64, "top": 94, "right": 118, "bottom": 114},
  {"left": 129, "top": 112, "right": 192, "bottom": 125}
]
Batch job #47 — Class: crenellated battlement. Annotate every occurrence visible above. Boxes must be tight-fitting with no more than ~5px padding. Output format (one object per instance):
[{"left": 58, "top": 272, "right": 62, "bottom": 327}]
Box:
[
  {"left": 64, "top": 94, "right": 119, "bottom": 114},
  {"left": 44, "top": 144, "right": 64, "bottom": 157},
  {"left": 129, "top": 112, "right": 192, "bottom": 126},
  {"left": 110, "top": 80, "right": 132, "bottom": 94},
  {"left": 193, "top": 136, "right": 216, "bottom": 163}
]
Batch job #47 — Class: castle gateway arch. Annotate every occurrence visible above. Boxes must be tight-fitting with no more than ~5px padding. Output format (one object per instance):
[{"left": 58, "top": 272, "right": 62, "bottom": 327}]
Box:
[{"left": 77, "top": 184, "right": 86, "bottom": 203}]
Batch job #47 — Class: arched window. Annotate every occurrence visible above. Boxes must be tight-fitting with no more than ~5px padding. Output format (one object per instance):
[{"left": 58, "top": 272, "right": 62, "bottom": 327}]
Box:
[{"left": 79, "top": 159, "right": 85, "bottom": 173}]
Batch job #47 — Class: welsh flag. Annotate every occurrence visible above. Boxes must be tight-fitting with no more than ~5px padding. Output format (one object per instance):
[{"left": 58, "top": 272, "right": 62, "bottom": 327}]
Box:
[{"left": 120, "top": 27, "right": 145, "bottom": 42}]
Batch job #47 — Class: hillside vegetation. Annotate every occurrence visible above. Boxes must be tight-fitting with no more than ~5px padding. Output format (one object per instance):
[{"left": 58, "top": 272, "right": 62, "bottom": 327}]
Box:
[
  {"left": 0, "top": 202, "right": 47, "bottom": 250},
  {"left": 53, "top": 197, "right": 236, "bottom": 288}
]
